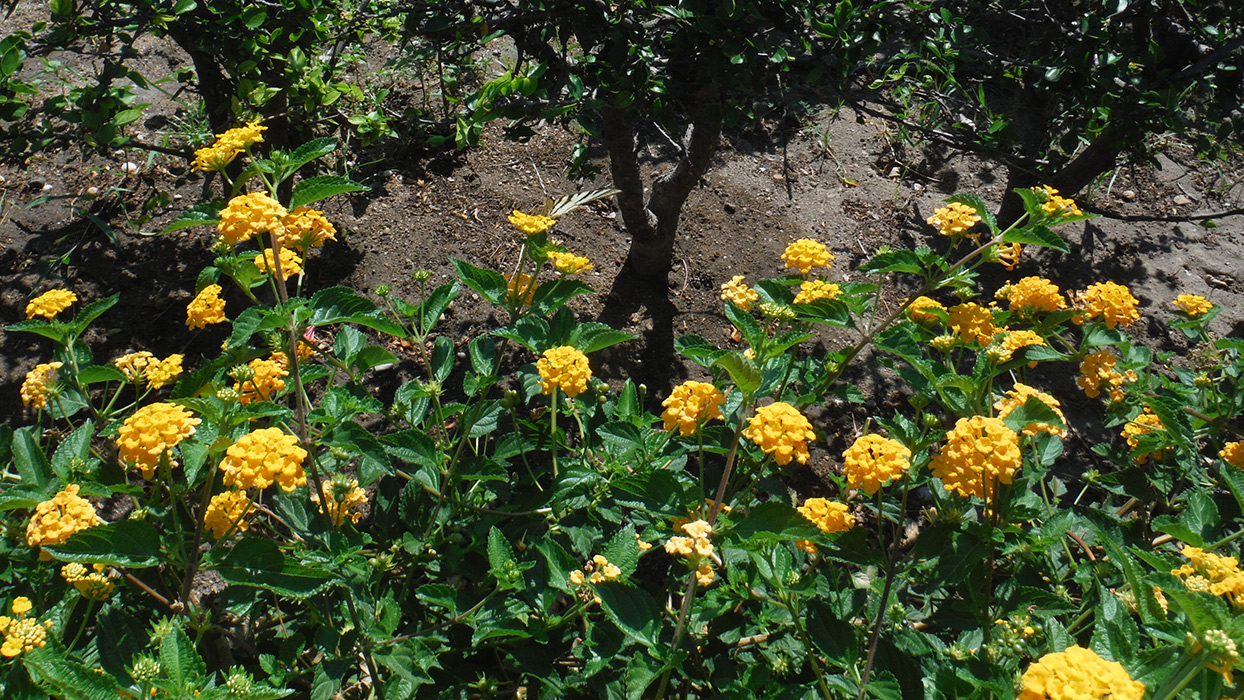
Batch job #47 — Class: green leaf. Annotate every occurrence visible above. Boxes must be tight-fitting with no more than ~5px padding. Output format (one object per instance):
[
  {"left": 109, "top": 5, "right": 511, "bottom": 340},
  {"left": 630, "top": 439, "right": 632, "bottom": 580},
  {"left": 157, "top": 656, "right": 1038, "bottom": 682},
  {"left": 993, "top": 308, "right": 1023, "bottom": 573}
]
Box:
[
  {"left": 308, "top": 286, "right": 405, "bottom": 336},
  {"left": 69, "top": 293, "right": 119, "bottom": 335},
  {"left": 601, "top": 524, "right": 640, "bottom": 580},
  {"left": 1151, "top": 515, "right": 1204, "bottom": 547},
  {"left": 416, "top": 280, "right": 460, "bottom": 333},
  {"left": 380, "top": 428, "right": 439, "bottom": 469},
  {"left": 289, "top": 175, "right": 368, "bottom": 209},
  {"left": 1000, "top": 225, "right": 1070, "bottom": 253},
  {"left": 6, "top": 319, "right": 68, "bottom": 342},
  {"left": 595, "top": 582, "right": 663, "bottom": 648},
  {"left": 488, "top": 526, "right": 524, "bottom": 589},
  {"left": 675, "top": 334, "right": 728, "bottom": 367},
  {"left": 729, "top": 502, "right": 821, "bottom": 543},
  {"left": 724, "top": 300, "right": 764, "bottom": 350},
  {"left": 571, "top": 323, "right": 635, "bottom": 353},
  {"left": 51, "top": 422, "right": 93, "bottom": 480},
  {"left": 78, "top": 365, "right": 126, "bottom": 384},
  {"left": 1000, "top": 396, "right": 1066, "bottom": 435},
  {"left": 859, "top": 248, "right": 923, "bottom": 275},
  {"left": 160, "top": 622, "right": 206, "bottom": 691},
  {"left": 714, "top": 352, "right": 761, "bottom": 398},
  {"left": 161, "top": 201, "right": 223, "bottom": 233},
  {"left": 12, "top": 425, "right": 52, "bottom": 491},
  {"left": 531, "top": 278, "right": 594, "bottom": 315},
  {"left": 286, "top": 137, "right": 339, "bottom": 170},
  {"left": 23, "top": 648, "right": 122, "bottom": 700},
  {"left": 451, "top": 258, "right": 508, "bottom": 306},
  {"left": 806, "top": 601, "right": 861, "bottom": 668},
  {"left": 213, "top": 537, "right": 337, "bottom": 598},
  {"left": 45, "top": 520, "right": 163, "bottom": 568}
]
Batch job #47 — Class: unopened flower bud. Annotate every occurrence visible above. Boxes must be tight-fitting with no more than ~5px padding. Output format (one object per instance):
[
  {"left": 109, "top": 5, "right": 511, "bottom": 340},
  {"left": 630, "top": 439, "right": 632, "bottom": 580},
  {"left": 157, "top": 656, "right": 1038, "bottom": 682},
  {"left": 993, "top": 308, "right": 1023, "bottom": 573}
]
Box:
[{"left": 375, "top": 284, "right": 391, "bottom": 297}]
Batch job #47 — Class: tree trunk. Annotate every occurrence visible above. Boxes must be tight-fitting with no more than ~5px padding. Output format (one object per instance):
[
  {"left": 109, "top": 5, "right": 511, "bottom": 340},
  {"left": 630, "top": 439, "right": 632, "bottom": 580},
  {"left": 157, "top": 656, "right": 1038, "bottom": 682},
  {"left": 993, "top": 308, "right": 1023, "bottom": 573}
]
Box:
[
  {"left": 997, "top": 123, "right": 1124, "bottom": 227},
  {"left": 599, "top": 82, "right": 722, "bottom": 279}
]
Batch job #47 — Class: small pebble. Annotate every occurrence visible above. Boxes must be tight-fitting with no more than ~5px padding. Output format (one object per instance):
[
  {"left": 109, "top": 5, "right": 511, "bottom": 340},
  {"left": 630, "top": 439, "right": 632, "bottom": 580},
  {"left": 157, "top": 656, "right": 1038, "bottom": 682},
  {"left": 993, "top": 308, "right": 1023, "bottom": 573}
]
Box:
[
  {"left": 888, "top": 167, "right": 901, "bottom": 178},
  {"left": 1120, "top": 189, "right": 1136, "bottom": 200},
  {"left": 121, "top": 162, "right": 140, "bottom": 174},
  {"left": 173, "top": 193, "right": 182, "bottom": 200},
  {"left": 86, "top": 186, "right": 99, "bottom": 196},
  {"left": 0, "top": 174, "right": 6, "bottom": 184},
  {"left": 41, "top": 183, "right": 53, "bottom": 192},
  {"left": 1173, "top": 194, "right": 1192, "bottom": 206},
  {"left": 912, "top": 183, "right": 925, "bottom": 193}
]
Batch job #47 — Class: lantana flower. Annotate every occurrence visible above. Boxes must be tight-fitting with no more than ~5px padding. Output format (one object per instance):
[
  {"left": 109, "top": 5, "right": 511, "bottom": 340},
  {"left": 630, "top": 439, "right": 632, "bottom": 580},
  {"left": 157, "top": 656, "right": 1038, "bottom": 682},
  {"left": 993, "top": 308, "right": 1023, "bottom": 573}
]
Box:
[
  {"left": 1121, "top": 408, "right": 1165, "bottom": 464},
  {"left": 311, "top": 476, "right": 368, "bottom": 526},
  {"left": 930, "top": 416, "right": 1021, "bottom": 500},
  {"left": 665, "top": 520, "right": 716, "bottom": 586},
  {"left": 26, "top": 484, "right": 103, "bottom": 550},
  {"left": 20, "top": 362, "right": 63, "bottom": 410},
  {"left": 25, "top": 289, "right": 77, "bottom": 320},
  {"left": 927, "top": 202, "right": 981, "bottom": 237},
  {"left": 0, "top": 597, "right": 54, "bottom": 658},
  {"left": 547, "top": 250, "right": 592, "bottom": 274},
  {"left": 506, "top": 272, "right": 537, "bottom": 306},
  {"left": 1018, "top": 645, "right": 1143, "bottom": 700},
  {"left": 255, "top": 247, "right": 303, "bottom": 278},
  {"left": 204, "top": 490, "right": 253, "bottom": 539},
  {"left": 997, "top": 277, "right": 1066, "bottom": 316},
  {"left": 946, "top": 302, "right": 998, "bottom": 345},
  {"left": 993, "top": 329, "right": 1046, "bottom": 365},
  {"left": 720, "top": 275, "right": 758, "bottom": 311},
  {"left": 218, "top": 192, "right": 287, "bottom": 245},
  {"left": 906, "top": 296, "right": 945, "bottom": 324},
  {"left": 537, "top": 346, "right": 592, "bottom": 398},
  {"left": 218, "top": 427, "right": 308, "bottom": 492},
  {"left": 1073, "top": 281, "right": 1140, "bottom": 329},
  {"left": 1038, "top": 185, "right": 1084, "bottom": 218},
  {"left": 279, "top": 207, "right": 337, "bottom": 249},
  {"left": 793, "top": 280, "right": 842, "bottom": 304},
  {"left": 742, "top": 402, "right": 815, "bottom": 466},
  {"left": 1222, "top": 441, "right": 1244, "bottom": 470},
  {"left": 798, "top": 498, "right": 855, "bottom": 533},
  {"left": 191, "top": 120, "right": 266, "bottom": 172},
  {"left": 1076, "top": 349, "right": 1136, "bottom": 401},
  {"left": 187, "top": 284, "right": 227, "bottom": 330},
  {"left": 781, "top": 239, "right": 833, "bottom": 274},
  {"left": 842, "top": 434, "right": 911, "bottom": 494},
  {"left": 660, "top": 381, "right": 726, "bottom": 436},
  {"left": 116, "top": 402, "right": 202, "bottom": 479},
  {"left": 508, "top": 210, "right": 556, "bottom": 236},
  {"left": 60, "top": 563, "right": 115, "bottom": 601},
  {"left": 233, "top": 353, "right": 289, "bottom": 404},
  {"left": 1173, "top": 293, "right": 1213, "bottom": 317}
]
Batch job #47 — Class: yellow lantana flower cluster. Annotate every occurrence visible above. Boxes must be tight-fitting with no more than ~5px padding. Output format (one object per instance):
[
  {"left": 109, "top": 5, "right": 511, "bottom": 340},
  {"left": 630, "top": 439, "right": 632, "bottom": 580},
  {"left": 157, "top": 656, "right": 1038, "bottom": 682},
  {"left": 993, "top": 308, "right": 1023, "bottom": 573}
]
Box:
[
  {"left": 0, "top": 598, "right": 54, "bottom": 658},
  {"left": 781, "top": 238, "right": 834, "bottom": 274},
  {"left": 742, "top": 402, "right": 815, "bottom": 466},
  {"left": 946, "top": 302, "right": 999, "bottom": 345},
  {"left": 665, "top": 520, "right": 716, "bottom": 586},
  {"left": 508, "top": 210, "right": 557, "bottom": 235},
  {"left": 1222, "top": 441, "right": 1244, "bottom": 469},
  {"left": 930, "top": 416, "right": 1021, "bottom": 500},
  {"left": 1038, "top": 185, "right": 1084, "bottom": 218},
  {"left": 1173, "top": 546, "right": 1244, "bottom": 609},
  {"left": 993, "top": 383, "right": 1067, "bottom": 438},
  {"left": 25, "top": 289, "right": 77, "bottom": 319},
  {"left": 254, "top": 247, "right": 303, "bottom": 278},
  {"left": 992, "top": 329, "right": 1046, "bottom": 365},
  {"left": 547, "top": 250, "right": 592, "bottom": 274},
  {"left": 114, "top": 351, "right": 184, "bottom": 389},
  {"left": 661, "top": 381, "right": 726, "bottom": 436},
  {"left": 798, "top": 498, "right": 855, "bottom": 534},
  {"left": 720, "top": 275, "right": 759, "bottom": 311},
  {"left": 793, "top": 280, "right": 842, "bottom": 304},
  {"left": 116, "top": 402, "right": 202, "bottom": 479},
  {"left": 1018, "top": 645, "right": 1143, "bottom": 700},
  {"left": 842, "top": 434, "right": 911, "bottom": 495},
  {"left": 506, "top": 272, "right": 537, "bottom": 306},
  {"left": 278, "top": 207, "right": 337, "bottom": 249},
  {"left": 218, "top": 192, "right": 287, "bottom": 245},
  {"left": 994, "top": 242, "right": 1022, "bottom": 270},
  {"left": 537, "top": 346, "right": 592, "bottom": 398},
  {"left": 20, "top": 362, "right": 63, "bottom": 410},
  {"left": 927, "top": 202, "right": 981, "bottom": 237},
  {"left": 61, "top": 563, "right": 115, "bottom": 601},
  {"left": 1073, "top": 282, "right": 1140, "bottom": 329},
  {"left": 204, "top": 490, "right": 253, "bottom": 539},
  {"left": 1173, "top": 293, "right": 1213, "bottom": 317},
  {"left": 1121, "top": 408, "right": 1165, "bottom": 464},
  {"left": 906, "top": 296, "right": 945, "bottom": 324},
  {"left": 187, "top": 284, "right": 227, "bottom": 330},
  {"left": 26, "top": 484, "right": 103, "bottom": 549},
  {"left": 190, "top": 120, "right": 266, "bottom": 172},
  {"left": 234, "top": 353, "right": 289, "bottom": 404},
  {"left": 997, "top": 277, "right": 1066, "bottom": 316},
  {"left": 569, "top": 555, "right": 622, "bottom": 586},
  {"left": 311, "top": 476, "right": 368, "bottom": 526},
  {"left": 218, "top": 427, "right": 308, "bottom": 492},
  {"left": 1076, "top": 350, "right": 1136, "bottom": 401}
]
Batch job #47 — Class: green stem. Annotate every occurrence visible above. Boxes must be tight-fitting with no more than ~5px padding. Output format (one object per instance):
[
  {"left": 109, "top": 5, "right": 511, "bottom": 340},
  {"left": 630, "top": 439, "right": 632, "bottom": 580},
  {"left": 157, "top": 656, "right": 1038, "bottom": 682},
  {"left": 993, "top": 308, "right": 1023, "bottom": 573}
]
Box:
[
  {"left": 550, "top": 388, "right": 560, "bottom": 479},
  {"left": 343, "top": 593, "right": 387, "bottom": 700}
]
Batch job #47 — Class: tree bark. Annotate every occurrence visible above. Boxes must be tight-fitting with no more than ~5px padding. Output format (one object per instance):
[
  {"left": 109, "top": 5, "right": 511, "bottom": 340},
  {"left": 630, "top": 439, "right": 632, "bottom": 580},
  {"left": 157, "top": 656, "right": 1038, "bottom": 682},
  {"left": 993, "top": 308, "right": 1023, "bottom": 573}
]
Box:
[
  {"left": 599, "top": 81, "right": 722, "bottom": 278},
  {"left": 997, "top": 123, "right": 1124, "bottom": 227}
]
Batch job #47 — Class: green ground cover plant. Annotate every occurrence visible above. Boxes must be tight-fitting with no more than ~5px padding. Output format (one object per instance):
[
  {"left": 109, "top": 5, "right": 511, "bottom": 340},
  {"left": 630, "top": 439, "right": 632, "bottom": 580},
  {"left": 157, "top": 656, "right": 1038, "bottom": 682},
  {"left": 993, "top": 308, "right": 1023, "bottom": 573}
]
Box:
[{"left": 3, "top": 125, "right": 1244, "bottom": 699}]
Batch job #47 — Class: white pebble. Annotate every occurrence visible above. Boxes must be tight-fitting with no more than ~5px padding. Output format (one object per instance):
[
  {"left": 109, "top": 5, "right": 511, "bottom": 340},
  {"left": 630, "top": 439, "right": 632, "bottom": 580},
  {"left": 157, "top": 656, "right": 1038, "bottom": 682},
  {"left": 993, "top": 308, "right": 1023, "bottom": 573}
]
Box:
[
  {"left": 41, "top": 183, "right": 53, "bottom": 192},
  {"left": 173, "top": 193, "right": 182, "bottom": 200},
  {"left": 121, "top": 162, "right": 140, "bottom": 174},
  {"left": 86, "top": 186, "right": 99, "bottom": 196}
]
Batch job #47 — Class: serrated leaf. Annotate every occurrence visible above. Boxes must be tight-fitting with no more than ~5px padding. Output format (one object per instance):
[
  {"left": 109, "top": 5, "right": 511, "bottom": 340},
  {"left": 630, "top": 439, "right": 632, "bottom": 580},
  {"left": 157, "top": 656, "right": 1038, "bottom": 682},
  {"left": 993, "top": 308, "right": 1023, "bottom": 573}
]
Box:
[
  {"left": 730, "top": 502, "right": 822, "bottom": 543},
  {"left": 213, "top": 537, "right": 337, "bottom": 598},
  {"left": 488, "top": 526, "right": 523, "bottom": 588},
  {"left": 12, "top": 425, "right": 52, "bottom": 491},
  {"left": 714, "top": 352, "right": 761, "bottom": 398},
  {"left": 572, "top": 323, "right": 635, "bottom": 353},
  {"left": 23, "top": 648, "right": 122, "bottom": 700},
  {"left": 45, "top": 520, "right": 163, "bottom": 568},
  {"left": 160, "top": 623, "right": 206, "bottom": 690},
  {"left": 595, "top": 582, "right": 662, "bottom": 648},
  {"left": 289, "top": 175, "right": 368, "bottom": 209},
  {"left": 947, "top": 194, "right": 998, "bottom": 234},
  {"left": 675, "top": 334, "right": 728, "bottom": 367},
  {"left": 601, "top": 524, "right": 640, "bottom": 580},
  {"left": 724, "top": 300, "right": 764, "bottom": 350},
  {"left": 1001, "top": 224, "right": 1069, "bottom": 253},
  {"left": 161, "top": 201, "right": 223, "bottom": 233},
  {"left": 451, "top": 258, "right": 508, "bottom": 306},
  {"left": 308, "top": 286, "right": 405, "bottom": 336},
  {"left": 416, "top": 280, "right": 460, "bottom": 333},
  {"left": 1000, "top": 395, "right": 1066, "bottom": 435},
  {"left": 69, "top": 293, "right": 119, "bottom": 334}
]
